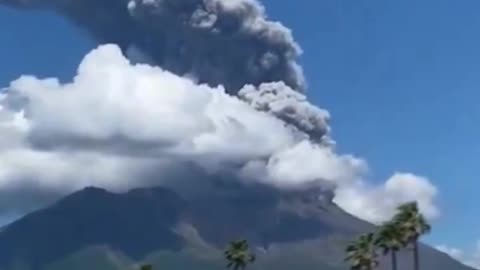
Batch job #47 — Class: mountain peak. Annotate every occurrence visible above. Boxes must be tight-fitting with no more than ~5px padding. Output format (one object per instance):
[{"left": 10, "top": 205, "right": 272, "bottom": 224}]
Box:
[{"left": 0, "top": 185, "right": 473, "bottom": 270}]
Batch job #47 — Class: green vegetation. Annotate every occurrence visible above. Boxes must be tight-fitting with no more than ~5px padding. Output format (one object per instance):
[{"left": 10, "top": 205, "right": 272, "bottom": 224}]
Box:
[
  {"left": 137, "top": 202, "right": 430, "bottom": 270},
  {"left": 393, "top": 202, "right": 431, "bottom": 270},
  {"left": 224, "top": 240, "right": 256, "bottom": 270},
  {"left": 374, "top": 221, "right": 404, "bottom": 270},
  {"left": 345, "top": 201, "right": 431, "bottom": 270},
  {"left": 345, "top": 233, "right": 379, "bottom": 270}
]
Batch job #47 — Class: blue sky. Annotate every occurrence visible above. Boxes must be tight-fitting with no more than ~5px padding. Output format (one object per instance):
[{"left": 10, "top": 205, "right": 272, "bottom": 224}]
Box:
[
  {"left": 0, "top": 0, "right": 478, "bottom": 254},
  {"left": 262, "top": 0, "right": 480, "bottom": 251}
]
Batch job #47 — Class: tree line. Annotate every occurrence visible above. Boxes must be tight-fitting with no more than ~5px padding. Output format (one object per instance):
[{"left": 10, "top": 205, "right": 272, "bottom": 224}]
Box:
[
  {"left": 345, "top": 201, "right": 431, "bottom": 270},
  {"left": 139, "top": 201, "right": 430, "bottom": 270}
]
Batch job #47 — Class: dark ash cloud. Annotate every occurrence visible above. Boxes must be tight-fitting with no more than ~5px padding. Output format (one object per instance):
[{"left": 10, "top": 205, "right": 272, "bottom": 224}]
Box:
[{"left": 1, "top": 0, "right": 305, "bottom": 93}]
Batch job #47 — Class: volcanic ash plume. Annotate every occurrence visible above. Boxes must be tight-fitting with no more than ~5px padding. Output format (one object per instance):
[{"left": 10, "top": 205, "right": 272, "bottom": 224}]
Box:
[
  {"left": 0, "top": 0, "right": 439, "bottom": 224},
  {"left": 239, "top": 82, "right": 331, "bottom": 143},
  {"left": 1, "top": 0, "right": 305, "bottom": 92}
]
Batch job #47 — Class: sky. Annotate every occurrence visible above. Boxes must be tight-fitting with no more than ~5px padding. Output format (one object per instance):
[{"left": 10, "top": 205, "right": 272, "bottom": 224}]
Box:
[
  {"left": 264, "top": 0, "right": 480, "bottom": 252},
  {"left": 0, "top": 0, "right": 479, "bottom": 266}
]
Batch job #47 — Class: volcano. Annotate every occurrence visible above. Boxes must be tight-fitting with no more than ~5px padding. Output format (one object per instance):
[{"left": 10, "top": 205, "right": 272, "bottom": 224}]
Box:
[{"left": 0, "top": 184, "right": 471, "bottom": 270}]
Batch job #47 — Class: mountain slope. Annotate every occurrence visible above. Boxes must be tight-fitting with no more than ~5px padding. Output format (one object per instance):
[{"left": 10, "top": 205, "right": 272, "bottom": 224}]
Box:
[{"left": 0, "top": 185, "right": 473, "bottom": 270}]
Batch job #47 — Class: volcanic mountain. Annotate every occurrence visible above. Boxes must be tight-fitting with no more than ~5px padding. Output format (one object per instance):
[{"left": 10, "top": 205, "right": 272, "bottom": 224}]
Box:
[{"left": 0, "top": 184, "right": 472, "bottom": 270}]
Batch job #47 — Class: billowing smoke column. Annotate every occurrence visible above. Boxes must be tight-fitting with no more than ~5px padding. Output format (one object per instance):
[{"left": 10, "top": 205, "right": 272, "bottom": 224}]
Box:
[
  {"left": 0, "top": 0, "right": 439, "bottom": 224},
  {"left": 1, "top": 0, "right": 304, "bottom": 92},
  {"left": 1, "top": 0, "right": 327, "bottom": 140},
  {"left": 239, "top": 82, "right": 332, "bottom": 144}
]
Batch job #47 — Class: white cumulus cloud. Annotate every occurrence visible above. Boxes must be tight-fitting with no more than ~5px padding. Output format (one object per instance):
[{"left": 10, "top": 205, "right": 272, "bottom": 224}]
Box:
[
  {"left": 334, "top": 173, "right": 439, "bottom": 224},
  {"left": 0, "top": 44, "right": 439, "bottom": 225}
]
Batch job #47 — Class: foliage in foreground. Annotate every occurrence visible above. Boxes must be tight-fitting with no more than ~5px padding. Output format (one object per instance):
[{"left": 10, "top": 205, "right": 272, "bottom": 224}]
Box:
[{"left": 345, "top": 201, "right": 431, "bottom": 270}]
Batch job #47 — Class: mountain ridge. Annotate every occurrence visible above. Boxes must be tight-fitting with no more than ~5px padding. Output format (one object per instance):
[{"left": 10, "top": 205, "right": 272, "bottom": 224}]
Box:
[{"left": 0, "top": 185, "right": 473, "bottom": 270}]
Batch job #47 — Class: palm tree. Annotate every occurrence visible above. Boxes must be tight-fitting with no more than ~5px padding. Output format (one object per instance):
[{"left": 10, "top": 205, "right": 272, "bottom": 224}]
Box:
[
  {"left": 374, "top": 221, "right": 406, "bottom": 270},
  {"left": 224, "top": 240, "right": 256, "bottom": 270},
  {"left": 393, "top": 201, "right": 431, "bottom": 270},
  {"left": 345, "top": 232, "right": 379, "bottom": 270}
]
